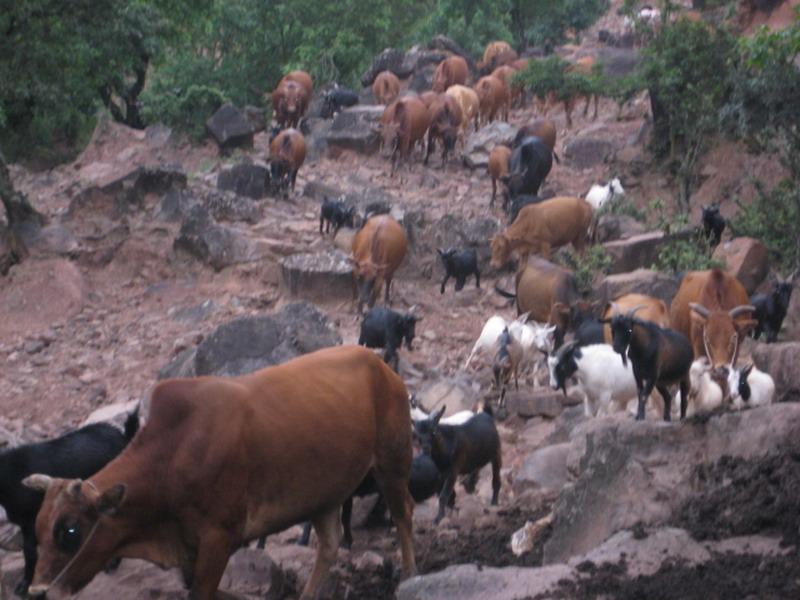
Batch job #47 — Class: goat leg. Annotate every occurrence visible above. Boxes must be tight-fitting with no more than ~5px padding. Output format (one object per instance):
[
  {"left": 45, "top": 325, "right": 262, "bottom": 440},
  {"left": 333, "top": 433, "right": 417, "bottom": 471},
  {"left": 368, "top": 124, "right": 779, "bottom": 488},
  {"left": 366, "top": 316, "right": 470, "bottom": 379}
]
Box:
[
  {"left": 440, "top": 274, "right": 449, "bottom": 294},
  {"left": 474, "top": 269, "right": 481, "bottom": 289},
  {"left": 656, "top": 384, "right": 672, "bottom": 422},
  {"left": 435, "top": 472, "right": 457, "bottom": 524}
]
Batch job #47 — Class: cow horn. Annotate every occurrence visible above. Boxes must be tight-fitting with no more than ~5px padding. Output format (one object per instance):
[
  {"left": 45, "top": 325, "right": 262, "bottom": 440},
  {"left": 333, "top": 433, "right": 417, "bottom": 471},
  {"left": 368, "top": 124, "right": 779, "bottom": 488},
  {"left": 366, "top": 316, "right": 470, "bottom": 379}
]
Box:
[
  {"left": 625, "top": 304, "right": 647, "bottom": 317},
  {"left": 689, "top": 303, "right": 711, "bottom": 318},
  {"left": 22, "top": 474, "right": 54, "bottom": 492},
  {"left": 728, "top": 304, "right": 756, "bottom": 318}
]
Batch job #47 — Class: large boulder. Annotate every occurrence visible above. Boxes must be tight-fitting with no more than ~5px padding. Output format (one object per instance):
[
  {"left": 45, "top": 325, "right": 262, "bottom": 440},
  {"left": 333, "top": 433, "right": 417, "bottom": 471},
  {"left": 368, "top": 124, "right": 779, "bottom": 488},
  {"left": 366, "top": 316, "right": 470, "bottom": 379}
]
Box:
[
  {"left": 596, "top": 47, "right": 641, "bottom": 79},
  {"left": 408, "top": 64, "right": 437, "bottom": 93},
  {"left": 602, "top": 231, "right": 666, "bottom": 273},
  {"left": 199, "top": 188, "right": 263, "bottom": 224},
  {"left": 461, "top": 122, "right": 518, "bottom": 169},
  {"left": 595, "top": 214, "right": 647, "bottom": 243},
  {"left": 751, "top": 342, "right": 800, "bottom": 403},
  {"left": 159, "top": 302, "right": 341, "bottom": 378},
  {"left": 280, "top": 250, "right": 354, "bottom": 303},
  {"left": 421, "top": 214, "right": 501, "bottom": 279},
  {"left": 326, "top": 106, "right": 384, "bottom": 154},
  {"left": 543, "top": 403, "right": 800, "bottom": 563},
  {"left": 217, "top": 162, "right": 270, "bottom": 200},
  {"left": 299, "top": 117, "right": 332, "bottom": 161},
  {"left": 360, "top": 48, "right": 409, "bottom": 87},
  {"left": 206, "top": 103, "right": 254, "bottom": 152},
  {"left": 513, "top": 443, "right": 571, "bottom": 496},
  {"left": 173, "top": 205, "right": 269, "bottom": 271},
  {"left": 0, "top": 226, "right": 22, "bottom": 275},
  {"left": 415, "top": 375, "right": 481, "bottom": 417},
  {"left": 563, "top": 136, "right": 615, "bottom": 169},
  {"left": 711, "top": 237, "right": 769, "bottom": 294},
  {"left": 594, "top": 269, "right": 679, "bottom": 307},
  {"left": 400, "top": 47, "right": 449, "bottom": 76}
]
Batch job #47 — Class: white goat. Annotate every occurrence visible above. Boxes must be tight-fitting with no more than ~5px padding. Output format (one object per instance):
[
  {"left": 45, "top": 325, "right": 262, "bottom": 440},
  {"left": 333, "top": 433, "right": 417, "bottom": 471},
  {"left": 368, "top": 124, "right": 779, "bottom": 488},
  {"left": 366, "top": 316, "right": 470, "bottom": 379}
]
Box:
[
  {"left": 677, "top": 358, "right": 725, "bottom": 417},
  {"left": 727, "top": 363, "right": 775, "bottom": 411},
  {"left": 464, "top": 314, "right": 554, "bottom": 372},
  {"left": 548, "top": 343, "right": 639, "bottom": 417},
  {"left": 585, "top": 178, "right": 625, "bottom": 211}
]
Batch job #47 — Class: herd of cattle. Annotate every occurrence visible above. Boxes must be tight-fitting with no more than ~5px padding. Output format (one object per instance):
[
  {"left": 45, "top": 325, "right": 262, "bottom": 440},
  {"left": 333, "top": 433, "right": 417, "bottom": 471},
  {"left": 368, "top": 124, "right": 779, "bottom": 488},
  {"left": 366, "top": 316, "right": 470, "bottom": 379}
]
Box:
[{"left": 0, "top": 40, "right": 797, "bottom": 600}]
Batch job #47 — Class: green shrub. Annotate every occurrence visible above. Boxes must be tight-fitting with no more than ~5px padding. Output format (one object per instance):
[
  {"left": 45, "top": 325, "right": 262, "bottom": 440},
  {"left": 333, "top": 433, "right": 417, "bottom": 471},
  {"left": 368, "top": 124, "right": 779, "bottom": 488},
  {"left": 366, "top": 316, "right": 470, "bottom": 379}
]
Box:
[
  {"left": 560, "top": 246, "right": 613, "bottom": 295},
  {"left": 646, "top": 198, "right": 722, "bottom": 274},
  {"left": 595, "top": 196, "right": 647, "bottom": 222},
  {"left": 141, "top": 84, "right": 229, "bottom": 141}
]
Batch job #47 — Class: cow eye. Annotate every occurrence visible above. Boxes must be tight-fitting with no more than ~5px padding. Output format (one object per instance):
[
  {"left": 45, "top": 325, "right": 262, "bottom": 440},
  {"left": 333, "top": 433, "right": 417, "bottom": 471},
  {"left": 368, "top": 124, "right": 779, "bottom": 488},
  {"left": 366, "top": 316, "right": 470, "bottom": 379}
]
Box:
[{"left": 54, "top": 519, "right": 83, "bottom": 554}]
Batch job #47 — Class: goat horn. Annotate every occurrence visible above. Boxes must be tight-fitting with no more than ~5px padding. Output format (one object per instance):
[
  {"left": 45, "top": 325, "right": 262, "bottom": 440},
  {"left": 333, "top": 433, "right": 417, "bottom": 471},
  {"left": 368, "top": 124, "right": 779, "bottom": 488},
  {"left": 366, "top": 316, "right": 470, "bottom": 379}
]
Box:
[
  {"left": 689, "top": 303, "right": 711, "bottom": 318},
  {"left": 728, "top": 304, "right": 756, "bottom": 318},
  {"left": 610, "top": 301, "right": 621, "bottom": 316}
]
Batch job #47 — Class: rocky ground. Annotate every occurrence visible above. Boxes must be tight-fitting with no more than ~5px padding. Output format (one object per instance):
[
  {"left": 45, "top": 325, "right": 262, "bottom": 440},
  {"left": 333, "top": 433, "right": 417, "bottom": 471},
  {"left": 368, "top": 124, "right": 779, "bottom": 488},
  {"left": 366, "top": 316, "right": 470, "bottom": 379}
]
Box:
[{"left": 2, "top": 2, "right": 800, "bottom": 597}]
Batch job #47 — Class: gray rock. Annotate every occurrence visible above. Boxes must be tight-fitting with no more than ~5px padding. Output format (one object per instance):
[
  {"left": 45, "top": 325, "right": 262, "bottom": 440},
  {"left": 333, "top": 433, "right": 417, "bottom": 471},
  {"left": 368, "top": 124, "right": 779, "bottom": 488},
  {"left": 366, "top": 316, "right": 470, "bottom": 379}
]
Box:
[
  {"left": 242, "top": 105, "right": 267, "bottom": 133},
  {"left": 280, "top": 250, "right": 354, "bottom": 303},
  {"left": 173, "top": 205, "right": 267, "bottom": 271},
  {"left": 0, "top": 226, "right": 20, "bottom": 275},
  {"left": 191, "top": 302, "right": 341, "bottom": 377},
  {"left": 206, "top": 103, "right": 254, "bottom": 152},
  {"left": 23, "top": 224, "right": 79, "bottom": 258},
  {"left": 153, "top": 189, "right": 198, "bottom": 222},
  {"left": 594, "top": 269, "right": 679, "bottom": 307},
  {"left": 299, "top": 117, "right": 332, "bottom": 161},
  {"left": 217, "top": 162, "right": 270, "bottom": 200},
  {"left": 422, "top": 214, "right": 501, "bottom": 278},
  {"left": 360, "top": 48, "right": 409, "bottom": 87},
  {"left": 145, "top": 123, "right": 173, "bottom": 148},
  {"left": 326, "top": 106, "right": 384, "bottom": 154},
  {"left": 513, "top": 443, "right": 571, "bottom": 496},
  {"left": 563, "top": 137, "right": 615, "bottom": 169},
  {"left": 596, "top": 47, "right": 641, "bottom": 79},
  {"left": 416, "top": 375, "right": 481, "bottom": 417},
  {"left": 462, "top": 122, "right": 518, "bottom": 169},
  {"left": 201, "top": 188, "right": 263, "bottom": 224},
  {"left": 171, "top": 299, "right": 219, "bottom": 324},
  {"left": 400, "top": 48, "right": 449, "bottom": 76},
  {"left": 509, "top": 389, "right": 564, "bottom": 419},
  {"left": 594, "top": 214, "right": 647, "bottom": 243},
  {"left": 408, "top": 64, "right": 436, "bottom": 93},
  {"left": 543, "top": 403, "right": 800, "bottom": 563},
  {"left": 428, "top": 36, "right": 474, "bottom": 68},
  {"left": 752, "top": 342, "right": 800, "bottom": 403},
  {"left": 602, "top": 231, "right": 667, "bottom": 274}
]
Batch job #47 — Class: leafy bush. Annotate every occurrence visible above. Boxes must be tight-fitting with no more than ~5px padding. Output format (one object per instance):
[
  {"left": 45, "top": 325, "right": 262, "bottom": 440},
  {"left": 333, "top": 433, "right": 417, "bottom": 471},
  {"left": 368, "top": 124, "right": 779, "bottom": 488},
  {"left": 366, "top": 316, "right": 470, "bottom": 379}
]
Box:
[
  {"left": 560, "top": 246, "right": 613, "bottom": 295},
  {"left": 141, "top": 85, "right": 229, "bottom": 141},
  {"left": 514, "top": 56, "right": 601, "bottom": 105},
  {"left": 730, "top": 180, "right": 800, "bottom": 274},
  {"left": 647, "top": 198, "right": 722, "bottom": 274},
  {"left": 595, "top": 197, "right": 647, "bottom": 222}
]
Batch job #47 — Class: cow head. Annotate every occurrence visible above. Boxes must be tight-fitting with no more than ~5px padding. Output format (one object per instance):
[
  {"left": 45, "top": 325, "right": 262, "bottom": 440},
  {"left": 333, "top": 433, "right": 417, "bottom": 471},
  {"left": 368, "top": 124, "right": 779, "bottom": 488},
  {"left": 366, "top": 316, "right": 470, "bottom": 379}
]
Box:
[
  {"left": 23, "top": 476, "right": 127, "bottom": 598},
  {"left": 689, "top": 303, "right": 757, "bottom": 368},
  {"left": 490, "top": 234, "right": 512, "bottom": 269}
]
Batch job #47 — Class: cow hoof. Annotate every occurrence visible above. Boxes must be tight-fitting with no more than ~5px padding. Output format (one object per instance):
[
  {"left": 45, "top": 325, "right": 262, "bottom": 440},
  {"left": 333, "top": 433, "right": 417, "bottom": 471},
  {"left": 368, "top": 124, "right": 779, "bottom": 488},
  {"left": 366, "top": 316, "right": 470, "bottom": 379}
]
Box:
[{"left": 14, "top": 579, "right": 29, "bottom": 598}]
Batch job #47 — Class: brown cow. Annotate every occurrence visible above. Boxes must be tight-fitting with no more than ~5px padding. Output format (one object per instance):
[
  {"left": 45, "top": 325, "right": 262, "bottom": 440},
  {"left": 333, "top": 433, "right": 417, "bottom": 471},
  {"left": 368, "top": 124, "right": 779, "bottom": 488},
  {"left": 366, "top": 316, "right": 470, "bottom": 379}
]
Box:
[
  {"left": 419, "top": 91, "right": 439, "bottom": 108},
  {"left": 432, "top": 56, "right": 469, "bottom": 93},
  {"left": 271, "top": 80, "right": 310, "bottom": 130},
  {"left": 351, "top": 215, "right": 408, "bottom": 314},
  {"left": 23, "top": 346, "right": 416, "bottom": 600},
  {"left": 373, "top": 70, "right": 401, "bottom": 105},
  {"left": 446, "top": 84, "right": 480, "bottom": 134},
  {"left": 488, "top": 144, "right": 512, "bottom": 207},
  {"left": 490, "top": 196, "right": 593, "bottom": 268},
  {"left": 514, "top": 119, "right": 557, "bottom": 153},
  {"left": 280, "top": 70, "right": 314, "bottom": 98},
  {"left": 670, "top": 269, "right": 757, "bottom": 368},
  {"left": 491, "top": 65, "right": 522, "bottom": 106},
  {"left": 495, "top": 257, "right": 579, "bottom": 349},
  {"left": 378, "top": 100, "right": 399, "bottom": 153},
  {"left": 425, "top": 94, "right": 463, "bottom": 167},
  {"left": 269, "top": 128, "right": 306, "bottom": 197},
  {"left": 478, "top": 41, "right": 518, "bottom": 74},
  {"left": 382, "top": 96, "right": 431, "bottom": 175},
  {"left": 474, "top": 75, "right": 510, "bottom": 125},
  {"left": 602, "top": 293, "right": 670, "bottom": 344}
]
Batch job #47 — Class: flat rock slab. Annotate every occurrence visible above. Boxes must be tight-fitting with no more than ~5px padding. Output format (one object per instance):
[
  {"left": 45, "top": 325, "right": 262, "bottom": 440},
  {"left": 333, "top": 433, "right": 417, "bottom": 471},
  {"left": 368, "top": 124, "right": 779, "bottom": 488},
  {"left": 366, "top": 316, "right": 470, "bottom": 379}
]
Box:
[
  {"left": 513, "top": 442, "right": 571, "bottom": 496},
  {"left": 594, "top": 268, "right": 679, "bottom": 307},
  {"left": 280, "top": 250, "right": 354, "bottom": 303}
]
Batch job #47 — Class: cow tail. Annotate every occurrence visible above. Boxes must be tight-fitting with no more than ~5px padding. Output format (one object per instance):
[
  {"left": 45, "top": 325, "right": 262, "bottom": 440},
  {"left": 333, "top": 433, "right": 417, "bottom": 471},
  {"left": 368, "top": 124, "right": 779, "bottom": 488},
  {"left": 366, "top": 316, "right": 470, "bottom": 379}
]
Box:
[{"left": 494, "top": 284, "right": 517, "bottom": 300}]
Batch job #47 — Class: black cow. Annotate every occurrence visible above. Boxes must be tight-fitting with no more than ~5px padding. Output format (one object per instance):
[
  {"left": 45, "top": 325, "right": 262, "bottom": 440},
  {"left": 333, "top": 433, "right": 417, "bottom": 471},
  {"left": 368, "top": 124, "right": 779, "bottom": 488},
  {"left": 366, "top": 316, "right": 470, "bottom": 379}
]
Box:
[
  {"left": 321, "top": 86, "right": 359, "bottom": 119},
  {"left": 502, "top": 136, "right": 554, "bottom": 205}
]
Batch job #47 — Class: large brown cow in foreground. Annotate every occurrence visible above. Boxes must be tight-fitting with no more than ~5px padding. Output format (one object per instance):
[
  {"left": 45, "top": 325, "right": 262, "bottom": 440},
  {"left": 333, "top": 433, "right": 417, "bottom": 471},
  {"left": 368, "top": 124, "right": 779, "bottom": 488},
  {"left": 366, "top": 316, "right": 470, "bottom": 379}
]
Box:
[
  {"left": 670, "top": 268, "right": 757, "bottom": 368},
  {"left": 490, "top": 196, "right": 592, "bottom": 268},
  {"left": 351, "top": 215, "right": 408, "bottom": 314},
  {"left": 24, "top": 346, "right": 416, "bottom": 600}
]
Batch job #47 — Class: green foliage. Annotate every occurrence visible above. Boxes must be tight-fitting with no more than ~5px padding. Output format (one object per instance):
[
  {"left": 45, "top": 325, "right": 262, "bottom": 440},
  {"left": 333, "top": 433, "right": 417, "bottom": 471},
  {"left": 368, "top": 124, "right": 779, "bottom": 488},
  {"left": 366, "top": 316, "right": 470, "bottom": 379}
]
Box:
[
  {"left": 509, "top": 0, "right": 609, "bottom": 48},
  {"left": 641, "top": 18, "right": 737, "bottom": 208},
  {"left": 647, "top": 198, "right": 722, "bottom": 274},
  {"left": 730, "top": 180, "right": 800, "bottom": 273},
  {"left": 595, "top": 196, "right": 647, "bottom": 222},
  {"left": 561, "top": 246, "right": 613, "bottom": 295},
  {"left": 141, "top": 85, "right": 228, "bottom": 141},
  {"left": 514, "top": 56, "right": 601, "bottom": 104},
  {"left": 599, "top": 71, "right": 645, "bottom": 117}
]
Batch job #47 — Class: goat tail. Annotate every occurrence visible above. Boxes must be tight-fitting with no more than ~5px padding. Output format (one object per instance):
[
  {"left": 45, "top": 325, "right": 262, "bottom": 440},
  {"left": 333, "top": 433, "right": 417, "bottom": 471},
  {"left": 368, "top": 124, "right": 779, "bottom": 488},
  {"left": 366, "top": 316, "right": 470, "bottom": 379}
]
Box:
[{"left": 124, "top": 406, "right": 140, "bottom": 442}]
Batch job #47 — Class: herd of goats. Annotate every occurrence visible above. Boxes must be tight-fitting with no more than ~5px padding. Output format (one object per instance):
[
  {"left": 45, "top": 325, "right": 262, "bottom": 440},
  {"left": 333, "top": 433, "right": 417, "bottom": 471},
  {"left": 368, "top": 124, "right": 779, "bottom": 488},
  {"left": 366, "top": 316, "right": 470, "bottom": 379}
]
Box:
[{"left": 0, "top": 36, "right": 797, "bottom": 600}]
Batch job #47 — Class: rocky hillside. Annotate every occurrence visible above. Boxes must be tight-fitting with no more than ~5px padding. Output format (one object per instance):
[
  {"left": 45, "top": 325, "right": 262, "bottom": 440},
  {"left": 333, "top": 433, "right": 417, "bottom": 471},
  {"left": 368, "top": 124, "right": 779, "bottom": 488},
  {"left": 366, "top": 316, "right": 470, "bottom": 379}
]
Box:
[{"left": 2, "top": 5, "right": 800, "bottom": 599}]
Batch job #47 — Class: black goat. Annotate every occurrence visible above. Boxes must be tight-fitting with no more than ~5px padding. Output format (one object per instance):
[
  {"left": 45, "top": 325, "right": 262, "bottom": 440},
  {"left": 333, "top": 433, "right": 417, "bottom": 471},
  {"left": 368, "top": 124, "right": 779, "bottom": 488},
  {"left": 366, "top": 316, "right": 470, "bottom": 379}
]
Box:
[
  {"left": 437, "top": 247, "right": 480, "bottom": 294},
  {"left": 319, "top": 196, "right": 356, "bottom": 238},
  {"left": 702, "top": 203, "right": 725, "bottom": 247},
  {"left": 321, "top": 86, "right": 359, "bottom": 119},
  {"left": 413, "top": 404, "right": 502, "bottom": 524},
  {"left": 296, "top": 453, "right": 443, "bottom": 548},
  {"left": 3, "top": 412, "right": 138, "bottom": 596},
  {"left": 751, "top": 277, "right": 794, "bottom": 343},
  {"left": 358, "top": 306, "right": 421, "bottom": 371},
  {"left": 602, "top": 307, "right": 693, "bottom": 421}
]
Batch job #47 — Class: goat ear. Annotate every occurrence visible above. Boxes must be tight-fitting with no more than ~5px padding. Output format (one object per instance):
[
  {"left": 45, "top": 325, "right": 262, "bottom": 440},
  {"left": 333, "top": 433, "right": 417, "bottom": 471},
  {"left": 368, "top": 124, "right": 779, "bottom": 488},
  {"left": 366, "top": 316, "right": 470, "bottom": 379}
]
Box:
[
  {"left": 432, "top": 405, "right": 446, "bottom": 425},
  {"left": 742, "top": 363, "right": 754, "bottom": 377},
  {"left": 22, "top": 474, "right": 54, "bottom": 492}
]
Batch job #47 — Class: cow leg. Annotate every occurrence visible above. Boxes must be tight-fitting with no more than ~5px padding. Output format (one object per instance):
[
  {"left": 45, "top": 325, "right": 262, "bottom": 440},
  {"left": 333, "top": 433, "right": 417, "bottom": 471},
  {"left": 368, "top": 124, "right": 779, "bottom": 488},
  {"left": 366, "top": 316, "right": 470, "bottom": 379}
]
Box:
[
  {"left": 297, "top": 522, "right": 312, "bottom": 546},
  {"left": 291, "top": 169, "right": 299, "bottom": 192},
  {"left": 679, "top": 374, "right": 690, "bottom": 420},
  {"left": 341, "top": 496, "right": 354, "bottom": 549},
  {"left": 301, "top": 507, "right": 342, "bottom": 600},
  {"left": 491, "top": 446, "right": 502, "bottom": 505},
  {"left": 319, "top": 216, "right": 325, "bottom": 235},
  {"left": 656, "top": 383, "right": 672, "bottom": 422},
  {"left": 384, "top": 277, "right": 393, "bottom": 305},
  {"left": 491, "top": 178, "right": 497, "bottom": 206},
  {"left": 424, "top": 132, "right": 434, "bottom": 166},
  {"left": 188, "top": 529, "right": 233, "bottom": 600},
  {"left": 474, "top": 269, "right": 481, "bottom": 289}
]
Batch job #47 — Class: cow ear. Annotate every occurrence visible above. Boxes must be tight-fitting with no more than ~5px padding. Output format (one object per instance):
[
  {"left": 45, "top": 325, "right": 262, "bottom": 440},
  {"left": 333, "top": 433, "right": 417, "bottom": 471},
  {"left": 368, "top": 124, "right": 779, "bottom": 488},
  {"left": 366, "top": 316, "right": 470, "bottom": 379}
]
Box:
[
  {"left": 23, "top": 474, "right": 54, "bottom": 492},
  {"left": 96, "top": 484, "right": 126, "bottom": 516}
]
